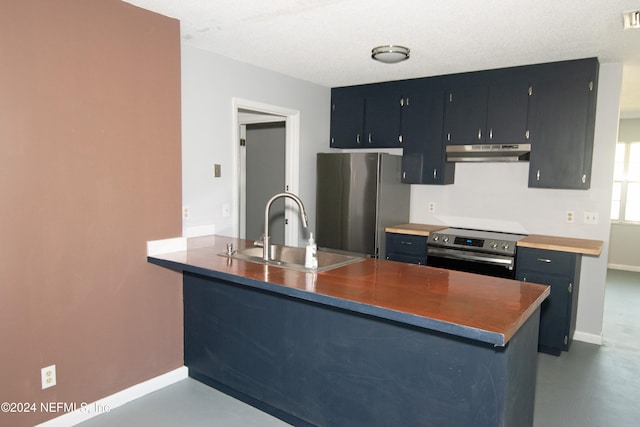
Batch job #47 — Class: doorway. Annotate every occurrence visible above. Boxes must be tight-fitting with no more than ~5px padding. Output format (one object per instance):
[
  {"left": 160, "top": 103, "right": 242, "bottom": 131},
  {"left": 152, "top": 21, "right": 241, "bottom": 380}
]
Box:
[
  {"left": 243, "top": 121, "right": 286, "bottom": 245},
  {"left": 232, "top": 98, "right": 301, "bottom": 246}
]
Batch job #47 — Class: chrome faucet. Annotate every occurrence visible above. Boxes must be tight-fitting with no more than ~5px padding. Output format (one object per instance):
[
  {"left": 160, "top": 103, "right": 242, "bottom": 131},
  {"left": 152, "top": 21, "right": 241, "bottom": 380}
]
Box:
[{"left": 262, "top": 192, "right": 309, "bottom": 261}]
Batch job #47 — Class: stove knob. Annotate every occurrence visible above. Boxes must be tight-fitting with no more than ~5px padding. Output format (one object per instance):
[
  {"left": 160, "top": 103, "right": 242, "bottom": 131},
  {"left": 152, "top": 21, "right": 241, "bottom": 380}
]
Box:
[
  {"left": 432, "top": 235, "right": 439, "bottom": 241},
  {"left": 443, "top": 237, "right": 449, "bottom": 243},
  {"left": 491, "top": 242, "right": 498, "bottom": 249},
  {"left": 502, "top": 244, "right": 510, "bottom": 250}
]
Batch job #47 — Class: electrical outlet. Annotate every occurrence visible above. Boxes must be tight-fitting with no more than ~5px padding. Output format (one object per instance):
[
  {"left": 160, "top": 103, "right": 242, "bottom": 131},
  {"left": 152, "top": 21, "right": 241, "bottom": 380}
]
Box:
[
  {"left": 222, "top": 204, "right": 230, "bottom": 217},
  {"left": 428, "top": 202, "right": 436, "bottom": 213},
  {"left": 213, "top": 164, "right": 221, "bottom": 178},
  {"left": 566, "top": 211, "right": 574, "bottom": 223},
  {"left": 182, "top": 207, "right": 190, "bottom": 219},
  {"left": 41, "top": 365, "right": 56, "bottom": 389},
  {"left": 584, "top": 211, "right": 599, "bottom": 224}
]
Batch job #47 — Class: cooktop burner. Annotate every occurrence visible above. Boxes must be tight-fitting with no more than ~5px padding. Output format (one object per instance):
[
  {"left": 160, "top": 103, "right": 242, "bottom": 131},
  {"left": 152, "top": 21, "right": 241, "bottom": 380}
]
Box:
[{"left": 426, "top": 228, "right": 527, "bottom": 257}]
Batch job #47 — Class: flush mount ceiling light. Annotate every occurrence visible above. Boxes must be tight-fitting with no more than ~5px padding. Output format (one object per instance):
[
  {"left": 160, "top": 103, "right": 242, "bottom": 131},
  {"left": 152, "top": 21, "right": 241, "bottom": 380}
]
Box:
[
  {"left": 623, "top": 10, "right": 640, "bottom": 29},
  {"left": 371, "top": 45, "right": 410, "bottom": 64}
]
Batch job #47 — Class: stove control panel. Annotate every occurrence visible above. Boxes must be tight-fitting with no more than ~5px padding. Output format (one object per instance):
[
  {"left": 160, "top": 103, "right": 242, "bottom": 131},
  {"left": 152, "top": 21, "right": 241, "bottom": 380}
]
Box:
[{"left": 427, "top": 232, "right": 518, "bottom": 256}]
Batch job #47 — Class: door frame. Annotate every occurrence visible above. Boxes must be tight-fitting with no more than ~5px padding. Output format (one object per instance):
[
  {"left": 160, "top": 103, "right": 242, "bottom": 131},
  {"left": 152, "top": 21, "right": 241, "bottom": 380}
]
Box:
[{"left": 232, "top": 98, "right": 301, "bottom": 246}]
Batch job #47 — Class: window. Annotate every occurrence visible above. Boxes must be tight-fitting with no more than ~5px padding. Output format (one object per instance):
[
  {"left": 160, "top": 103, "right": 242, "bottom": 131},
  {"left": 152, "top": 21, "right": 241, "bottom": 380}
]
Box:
[{"left": 611, "top": 141, "right": 640, "bottom": 222}]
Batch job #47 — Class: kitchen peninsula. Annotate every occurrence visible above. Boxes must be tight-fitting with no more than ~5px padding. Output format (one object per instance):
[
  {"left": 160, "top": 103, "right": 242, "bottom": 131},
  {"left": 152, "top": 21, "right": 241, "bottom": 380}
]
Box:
[{"left": 148, "top": 235, "right": 550, "bottom": 427}]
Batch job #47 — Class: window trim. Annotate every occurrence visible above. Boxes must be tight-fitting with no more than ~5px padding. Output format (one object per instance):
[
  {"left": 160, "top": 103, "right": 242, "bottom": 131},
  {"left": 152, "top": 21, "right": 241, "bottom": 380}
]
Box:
[{"left": 612, "top": 141, "right": 640, "bottom": 224}]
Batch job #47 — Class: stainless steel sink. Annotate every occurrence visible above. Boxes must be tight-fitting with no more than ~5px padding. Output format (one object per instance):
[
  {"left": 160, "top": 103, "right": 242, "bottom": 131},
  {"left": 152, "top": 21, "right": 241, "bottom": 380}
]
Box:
[{"left": 220, "top": 244, "right": 365, "bottom": 272}]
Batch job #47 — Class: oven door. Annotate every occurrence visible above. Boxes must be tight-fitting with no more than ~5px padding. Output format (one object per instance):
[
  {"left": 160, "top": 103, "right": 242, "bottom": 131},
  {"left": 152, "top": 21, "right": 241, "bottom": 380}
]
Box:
[{"left": 426, "top": 246, "right": 516, "bottom": 279}]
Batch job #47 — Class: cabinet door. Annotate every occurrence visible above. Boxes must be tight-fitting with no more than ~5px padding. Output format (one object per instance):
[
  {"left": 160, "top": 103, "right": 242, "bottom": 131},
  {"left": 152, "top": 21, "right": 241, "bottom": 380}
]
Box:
[
  {"left": 385, "top": 233, "right": 427, "bottom": 265},
  {"left": 401, "top": 88, "right": 453, "bottom": 184},
  {"left": 517, "top": 270, "right": 572, "bottom": 355},
  {"left": 364, "top": 88, "right": 402, "bottom": 148},
  {"left": 527, "top": 60, "right": 598, "bottom": 189},
  {"left": 330, "top": 87, "right": 364, "bottom": 148},
  {"left": 486, "top": 77, "right": 531, "bottom": 144},
  {"left": 443, "top": 84, "right": 488, "bottom": 145},
  {"left": 516, "top": 246, "right": 581, "bottom": 355}
]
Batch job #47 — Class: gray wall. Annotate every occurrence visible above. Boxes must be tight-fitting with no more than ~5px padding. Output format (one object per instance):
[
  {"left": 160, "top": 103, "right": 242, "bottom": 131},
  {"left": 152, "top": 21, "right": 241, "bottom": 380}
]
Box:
[
  {"left": 181, "top": 45, "right": 330, "bottom": 240},
  {"left": 609, "top": 118, "right": 640, "bottom": 271}
]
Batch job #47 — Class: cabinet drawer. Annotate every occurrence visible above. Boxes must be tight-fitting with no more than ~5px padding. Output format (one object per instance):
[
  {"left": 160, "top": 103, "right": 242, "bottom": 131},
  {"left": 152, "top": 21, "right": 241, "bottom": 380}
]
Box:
[
  {"left": 386, "top": 233, "right": 427, "bottom": 257},
  {"left": 386, "top": 253, "right": 426, "bottom": 265},
  {"left": 516, "top": 247, "right": 576, "bottom": 277}
]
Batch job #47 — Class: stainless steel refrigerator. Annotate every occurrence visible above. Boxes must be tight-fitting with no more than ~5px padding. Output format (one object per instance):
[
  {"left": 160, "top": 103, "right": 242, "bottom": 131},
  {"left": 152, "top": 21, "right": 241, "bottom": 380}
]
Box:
[{"left": 316, "top": 152, "right": 410, "bottom": 259}]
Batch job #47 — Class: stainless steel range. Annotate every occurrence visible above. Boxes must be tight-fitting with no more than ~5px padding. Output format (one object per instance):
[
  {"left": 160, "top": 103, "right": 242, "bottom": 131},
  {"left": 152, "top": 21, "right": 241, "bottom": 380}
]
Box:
[{"left": 426, "top": 228, "right": 527, "bottom": 279}]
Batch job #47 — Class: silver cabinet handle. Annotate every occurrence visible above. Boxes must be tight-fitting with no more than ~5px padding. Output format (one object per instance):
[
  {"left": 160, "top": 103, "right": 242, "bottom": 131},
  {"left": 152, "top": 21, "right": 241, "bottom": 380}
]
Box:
[
  {"left": 356, "top": 134, "right": 361, "bottom": 144},
  {"left": 368, "top": 133, "right": 372, "bottom": 144},
  {"left": 478, "top": 129, "right": 482, "bottom": 140},
  {"left": 433, "top": 169, "right": 438, "bottom": 180},
  {"left": 489, "top": 128, "right": 493, "bottom": 140},
  {"left": 537, "top": 258, "right": 552, "bottom": 263},
  {"left": 447, "top": 132, "right": 451, "bottom": 141},
  {"left": 536, "top": 170, "right": 540, "bottom": 181},
  {"left": 582, "top": 174, "right": 587, "bottom": 184},
  {"left": 398, "top": 135, "right": 403, "bottom": 143},
  {"left": 402, "top": 171, "right": 406, "bottom": 180},
  {"left": 525, "top": 130, "right": 530, "bottom": 139}
]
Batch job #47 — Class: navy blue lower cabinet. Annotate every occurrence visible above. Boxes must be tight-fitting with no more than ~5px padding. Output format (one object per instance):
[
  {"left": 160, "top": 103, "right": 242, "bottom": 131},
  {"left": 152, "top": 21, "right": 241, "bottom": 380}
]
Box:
[
  {"left": 184, "top": 271, "right": 539, "bottom": 427},
  {"left": 385, "top": 232, "right": 427, "bottom": 265},
  {"left": 516, "top": 247, "right": 582, "bottom": 355}
]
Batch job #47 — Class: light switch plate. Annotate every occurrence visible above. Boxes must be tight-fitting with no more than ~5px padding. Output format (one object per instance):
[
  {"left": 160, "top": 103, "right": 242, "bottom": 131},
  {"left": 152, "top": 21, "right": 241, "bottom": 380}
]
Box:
[{"left": 584, "top": 211, "right": 599, "bottom": 224}]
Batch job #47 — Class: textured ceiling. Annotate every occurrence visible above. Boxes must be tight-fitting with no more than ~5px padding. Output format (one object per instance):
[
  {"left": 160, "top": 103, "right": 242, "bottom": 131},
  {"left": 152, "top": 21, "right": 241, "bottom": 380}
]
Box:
[{"left": 124, "top": 0, "right": 640, "bottom": 116}]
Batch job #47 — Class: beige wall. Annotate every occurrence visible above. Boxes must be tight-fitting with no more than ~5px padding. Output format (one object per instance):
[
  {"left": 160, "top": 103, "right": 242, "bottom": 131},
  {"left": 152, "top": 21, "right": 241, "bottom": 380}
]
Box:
[{"left": 0, "top": 1, "right": 183, "bottom": 425}]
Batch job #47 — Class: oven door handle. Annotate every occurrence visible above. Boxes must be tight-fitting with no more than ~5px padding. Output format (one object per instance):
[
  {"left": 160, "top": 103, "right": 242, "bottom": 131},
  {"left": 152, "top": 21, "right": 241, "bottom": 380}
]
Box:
[{"left": 427, "top": 247, "right": 514, "bottom": 268}]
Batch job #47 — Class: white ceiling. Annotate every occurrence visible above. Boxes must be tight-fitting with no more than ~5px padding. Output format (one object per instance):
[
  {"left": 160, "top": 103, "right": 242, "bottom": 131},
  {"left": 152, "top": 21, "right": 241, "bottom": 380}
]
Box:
[{"left": 124, "top": 0, "right": 640, "bottom": 116}]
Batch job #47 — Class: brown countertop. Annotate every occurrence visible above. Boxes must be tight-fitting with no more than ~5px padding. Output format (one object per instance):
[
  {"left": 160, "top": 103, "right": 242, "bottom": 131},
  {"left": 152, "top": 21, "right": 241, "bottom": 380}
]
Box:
[
  {"left": 517, "top": 234, "right": 603, "bottom": 256},
  {"left": 148, "top": 235, "right": 550, "bottom": 346},
  {"left": 386, "top": 223, "right": 603, "bottom": 256},
  {"left": 385, "top": 223, "right": 447, "bottom": 236}
]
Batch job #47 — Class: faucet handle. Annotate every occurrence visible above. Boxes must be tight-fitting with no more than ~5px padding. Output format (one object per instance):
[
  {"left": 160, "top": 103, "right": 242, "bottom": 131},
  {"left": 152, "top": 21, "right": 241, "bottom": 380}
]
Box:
[{"left": 254, "top": 234, "right": 265, "bottom": 247}]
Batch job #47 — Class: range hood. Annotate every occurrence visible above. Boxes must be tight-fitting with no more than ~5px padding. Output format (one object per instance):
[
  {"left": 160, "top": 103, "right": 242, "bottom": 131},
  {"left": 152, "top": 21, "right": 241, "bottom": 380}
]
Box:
[{"left": 446, "top": 144, "right": 531, "bottom": 162}]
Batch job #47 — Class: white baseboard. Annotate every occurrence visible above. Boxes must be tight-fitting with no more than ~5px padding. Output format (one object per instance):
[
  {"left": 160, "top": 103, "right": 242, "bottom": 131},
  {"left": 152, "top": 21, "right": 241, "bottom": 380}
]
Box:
[
  {"left": 35, "top": 366, "right": 188, "bottom": 427},
  {"left": 573, "top": 330, "right": 603, "bottom": 346},
  {"left": 608, "top": 263, "right": 640, "bottom": 272}
]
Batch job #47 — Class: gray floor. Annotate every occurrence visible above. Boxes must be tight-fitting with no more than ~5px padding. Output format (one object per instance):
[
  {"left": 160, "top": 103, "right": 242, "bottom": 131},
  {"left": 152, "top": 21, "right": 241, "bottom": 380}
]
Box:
[
  {"left": 78, "top": 269, "right": 640, "bottom": 427},
  {"left": 533, "top": 269, "right": 640, "bottom": 427}
]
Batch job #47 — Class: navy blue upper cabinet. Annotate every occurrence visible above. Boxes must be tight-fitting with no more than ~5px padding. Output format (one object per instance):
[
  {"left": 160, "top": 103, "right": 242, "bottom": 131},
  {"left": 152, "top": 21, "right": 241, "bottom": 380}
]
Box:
[
  {"left": 364, "top": 87, "right": 403, "bottom": 147},
  {"left": 330, "top": 83, "right": 403, "bottom": 149},
  {"left": 527, "top": 58, "right": 598, "bottom": 189},
  {"left": 400, "top": 82, "right": 454, "bottom": 185},
  {"left": 330, "top": 86, "right": 365, "bottom": 148},
  {"left": 443, "top": 71, "right": 531, "bottom": 146},
  {"left": 486, "top": 75, "right": 531, "bottom": 144},
  {"left": 330, "top": 58, "right": 598, "bottom": 189},
  {"left": 443, "top": 82, "right": 489, "bottom": 145}
]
